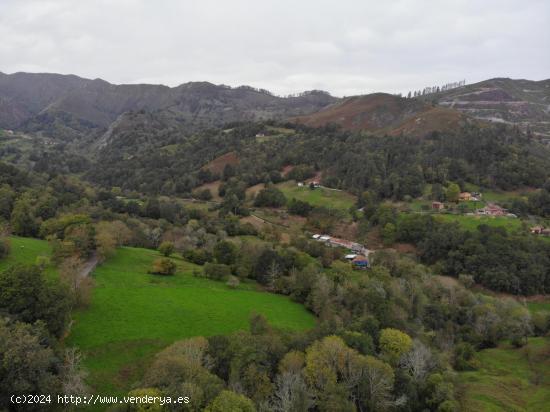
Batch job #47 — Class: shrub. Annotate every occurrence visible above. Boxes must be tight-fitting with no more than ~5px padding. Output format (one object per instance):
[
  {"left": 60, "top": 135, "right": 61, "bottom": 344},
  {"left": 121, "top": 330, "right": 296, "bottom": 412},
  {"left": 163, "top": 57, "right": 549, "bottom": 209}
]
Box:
[
  {"left": 149, "top": 258, "right": 177, "bottom": 276},
  {"left": 35, "top": 255, "right": 50, "bottom": 269},
  {"left": 254, "top": 186, "right": 286, "bottom": 208},
  {"left": 196, "top": 189, "right": 213, "bottom": 201},
  {"left": 182, "top": 249, "right": 212, "bottom": 265},
  {"left": 532, "top": 311, "right": 550, "bottom": 336},
  {"left": 204, "top": 263, "right": 231, "bottom": 280},
  {"left": 158, "top": 241, "right": 175, "bottom": 257},
  {"left": 0, "top": 237, "right": 10, "bottom": 259},
  {"left": 288, "top": 198, "right": 313, "bottom": 217},
  {"left": 458, "top": 273, "right": 475, "bottom": 289},
  {"left": 226, "top": 275, "right": 240, "bottom": 289},
  {"left": 453, "top": 342, "right": 479, "bottom": 371}
]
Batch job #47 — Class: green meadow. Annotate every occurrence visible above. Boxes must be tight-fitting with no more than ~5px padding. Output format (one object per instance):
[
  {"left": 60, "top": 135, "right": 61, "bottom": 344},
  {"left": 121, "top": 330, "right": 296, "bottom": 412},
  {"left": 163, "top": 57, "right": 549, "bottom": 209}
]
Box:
[
  {"left": 1, "top": 237, "right": 315, "bottom": 395},
  {"left": 66, "top": 246, "right": 315, "bottom": 394},
  {"left": 277, "top": 181, "right": 356, "bottom": 212},
  {"left": 527, "top": 301, "right": 550, "bottom": 314},
  {"left": 1, "top": 236, "right": 56, "bottom": 277},
  {"left": 434, "top": 214, "right": 524, "bottom": 232},
  {"left": 459, "top": 337, "right": 550, "bottom": 411}
]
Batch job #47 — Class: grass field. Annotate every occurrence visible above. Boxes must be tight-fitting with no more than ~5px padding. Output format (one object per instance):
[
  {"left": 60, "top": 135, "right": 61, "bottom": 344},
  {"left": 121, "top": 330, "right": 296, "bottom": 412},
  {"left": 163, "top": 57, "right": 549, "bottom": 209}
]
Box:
[
  {"left": 434, "top": 214, "right": 524, "bottom": 232},
  {"left": 459, "top": 337, "right": 550, "bottom": 411},
  {"left": 0, "top": 236, "right": 56, "bottom": 278},
  {"left": 277, "top": 181, "right": 356, "bottom": 212},
  {"left": 67, "top": 246, "right": 315, "bottom": 394},
  {"left": 527, "top": 301, "right": 550, "bottom": 314}
]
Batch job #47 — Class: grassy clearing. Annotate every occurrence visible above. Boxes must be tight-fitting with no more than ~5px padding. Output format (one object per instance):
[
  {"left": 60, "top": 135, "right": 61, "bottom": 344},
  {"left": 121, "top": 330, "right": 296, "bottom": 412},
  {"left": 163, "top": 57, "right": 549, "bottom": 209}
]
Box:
[
  {"left": 1, "top": 236, "right": 56, "bottom": 278},
  {"left": 527, "top": 301, "right": 550, "bottom": 314},
  {"left": 277, "top": 181, "right": 356, "bottom": 212},
  {"left": 459, "top": 337, "right": 550, "bottom": 411},
  {"left": 67, "top": 246, "right": 315, "bottom": 394},
  {"left": 434, "top": 214, "right": 524, "bottom": 232}
]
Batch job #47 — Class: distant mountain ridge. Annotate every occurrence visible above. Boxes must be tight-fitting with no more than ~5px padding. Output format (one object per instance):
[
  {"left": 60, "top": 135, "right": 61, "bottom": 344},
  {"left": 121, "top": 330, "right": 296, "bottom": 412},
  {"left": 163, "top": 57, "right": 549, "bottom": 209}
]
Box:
[
  {"left": 0, "top": 72, "right": 337, "bottom": 140},
  {"left": 1, "top": 71, "right": 548, "bottom": 143}
]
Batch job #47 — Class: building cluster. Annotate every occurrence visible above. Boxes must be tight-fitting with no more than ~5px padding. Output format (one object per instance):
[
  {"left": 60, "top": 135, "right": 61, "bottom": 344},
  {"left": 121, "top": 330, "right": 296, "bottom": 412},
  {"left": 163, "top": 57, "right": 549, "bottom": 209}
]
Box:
[
  {"left": 312, "top": 234, "right": 369, "bottom": 269},
  {"left": 530, "top": 226, "right": 550, "bottom": 236},
  {"left": 431, "top": 192, "right": 517, "bottom": 218},
  {"left": 297, "top": 181, "right": 321, "bottom": 188},
  {"left": 475, "top": 203, "right": 516, "bottom": 217},
  {"left": 459, "top": 191, "right": 481, "bottom": 201}
]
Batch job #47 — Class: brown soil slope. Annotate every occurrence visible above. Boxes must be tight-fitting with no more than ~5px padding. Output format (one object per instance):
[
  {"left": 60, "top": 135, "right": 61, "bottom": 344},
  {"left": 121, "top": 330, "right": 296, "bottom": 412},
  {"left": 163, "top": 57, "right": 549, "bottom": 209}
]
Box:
[{"left": 292, "top": 93, "right": 470, "bottom": 136}]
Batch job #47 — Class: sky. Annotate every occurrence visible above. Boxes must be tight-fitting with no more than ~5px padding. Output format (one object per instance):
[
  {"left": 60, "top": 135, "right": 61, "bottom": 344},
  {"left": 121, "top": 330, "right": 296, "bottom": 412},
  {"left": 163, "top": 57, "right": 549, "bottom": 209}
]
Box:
[{"left": 0, "top": 0, "right": 548, "bottom": 97}]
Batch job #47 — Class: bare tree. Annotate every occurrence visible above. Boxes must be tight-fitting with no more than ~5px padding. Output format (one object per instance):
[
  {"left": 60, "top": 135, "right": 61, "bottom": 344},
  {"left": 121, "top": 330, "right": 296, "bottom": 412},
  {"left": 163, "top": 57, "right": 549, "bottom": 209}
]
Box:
[
  {"left": 61, "top": 348, "right": 89, "bottom": 397},
  {"left": 270, "top": 371, "right": 313, "bottom": 412},
  {"left": 59, "top": 256, "right": 83, "bottom": 296},
  {"left": 400, "top": 340, "right": 435, "bottom": 382}
]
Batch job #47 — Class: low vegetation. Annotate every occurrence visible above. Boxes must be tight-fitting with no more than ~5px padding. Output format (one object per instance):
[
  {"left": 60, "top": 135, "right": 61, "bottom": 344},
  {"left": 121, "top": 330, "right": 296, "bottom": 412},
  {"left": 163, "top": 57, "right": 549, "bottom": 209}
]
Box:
[
  {"left": 67, "top": 246, "right": 315, "bottom": 394},
  {"left": 459, "top": 338, "right": 550, "bottom": 411}
]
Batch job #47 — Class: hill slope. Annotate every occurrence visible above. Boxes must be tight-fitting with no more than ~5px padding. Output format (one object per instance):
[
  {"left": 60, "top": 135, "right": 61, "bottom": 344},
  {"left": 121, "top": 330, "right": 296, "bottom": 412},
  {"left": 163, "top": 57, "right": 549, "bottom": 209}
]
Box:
[
  {"left": 0, "top": 72, "right": 337, "bottom": 140},
  {"left": 427, "top": 78, "right": 550, "bottom": 139},
  {"left": 292, "top": 93, "right": 470, "bottom": 136}
]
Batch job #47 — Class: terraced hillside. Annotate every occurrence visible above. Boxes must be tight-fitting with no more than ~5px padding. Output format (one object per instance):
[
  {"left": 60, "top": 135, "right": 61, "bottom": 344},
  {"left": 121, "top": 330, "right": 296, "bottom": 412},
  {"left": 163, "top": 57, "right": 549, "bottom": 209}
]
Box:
[{"left": 429, "top": 78, "right": 550, "bottom": 140}]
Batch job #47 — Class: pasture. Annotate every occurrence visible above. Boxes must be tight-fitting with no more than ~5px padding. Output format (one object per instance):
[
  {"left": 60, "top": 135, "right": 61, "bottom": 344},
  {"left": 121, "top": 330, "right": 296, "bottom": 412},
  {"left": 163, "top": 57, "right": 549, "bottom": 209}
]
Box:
[
  {"left": 67, "top": 246, "right": 315, "bottom": 394},
  {"left": 459, "top": 337, "right": 550, "bottom": 411},
  {"left": 434, "top": 214, "right": 524, "bottom": 232},
  {"left": 276, "top": 181, "right": 356, "bottom": 212},
  {"left": 1, "top": 236, "right": 56, "bottom": 278}
]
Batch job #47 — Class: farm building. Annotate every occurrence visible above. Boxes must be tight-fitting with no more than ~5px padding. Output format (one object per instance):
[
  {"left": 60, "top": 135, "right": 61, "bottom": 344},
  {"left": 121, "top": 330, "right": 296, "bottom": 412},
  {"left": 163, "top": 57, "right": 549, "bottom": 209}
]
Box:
[
  {"left": 459, "top": 192, "right": 472, "bottom": 201},
  {"left": 328, "top": 237, "right": 364, "bottom": 252},
  {"left": 531, "top": 226, "right": 544, "bottom": 234},
  {"left": 432, "top": 201, "right": 444, "bottom": 210},
  {"left": 352, "top": 255, "right": 369, "bottom": 270},
  {"left": 477, "top": 203, "right": 506, "bottom": 216}
]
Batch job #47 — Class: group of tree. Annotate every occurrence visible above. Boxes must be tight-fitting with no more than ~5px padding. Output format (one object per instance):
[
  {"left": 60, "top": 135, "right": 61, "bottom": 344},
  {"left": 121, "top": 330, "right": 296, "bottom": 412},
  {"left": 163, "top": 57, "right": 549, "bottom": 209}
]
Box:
[{"left": 375, "top": 211, "right": 550, "bottom": 295}]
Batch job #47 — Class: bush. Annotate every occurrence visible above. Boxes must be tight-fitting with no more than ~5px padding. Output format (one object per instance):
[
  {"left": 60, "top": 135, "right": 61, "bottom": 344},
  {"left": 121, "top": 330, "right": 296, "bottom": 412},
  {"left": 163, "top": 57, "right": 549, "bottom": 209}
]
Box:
[
  {"left": 254, "top": 186, "right": 286, "bottom": 208},
  {"left": 149, "top": 258, "right": 177, "bottom": 276},
  {"left": 214, "top": 241, "right": 237, "bottom": 265},
  {"left": 158, "top": 241, "right": 175, "bottom": 257},
  {"left": 226, "top": 275, "right": 240, "bottom": 289},
  {"left": 182, "top": 249, "right": 212, "bottom": 265},
  {"left": 532, "top": 311, "right": 550, "bottom": 336},
  {"left": 453, "top": 342, "right": 479, "bottom": 371},
  {"left": 458, "top": 273, "right": 475, "bottom": 289},
  {"left": 0, "top": 237, "right": 10, "bottom": 259},
  {"left": 288, "top": 198, "right": 313, "bottom": 216},
  {"left": 196, "top": 189, "right": 213, "bottom": 201},
  {"left": 204, "top": 263, "right": 231, "bottom": 280}
]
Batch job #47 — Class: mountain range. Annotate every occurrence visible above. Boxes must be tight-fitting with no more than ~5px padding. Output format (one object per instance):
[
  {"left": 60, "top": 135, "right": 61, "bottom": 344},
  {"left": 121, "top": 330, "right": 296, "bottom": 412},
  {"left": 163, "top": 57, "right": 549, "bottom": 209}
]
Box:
[{"left": 0, "top": 71, "right": 549, "bottom": 143}]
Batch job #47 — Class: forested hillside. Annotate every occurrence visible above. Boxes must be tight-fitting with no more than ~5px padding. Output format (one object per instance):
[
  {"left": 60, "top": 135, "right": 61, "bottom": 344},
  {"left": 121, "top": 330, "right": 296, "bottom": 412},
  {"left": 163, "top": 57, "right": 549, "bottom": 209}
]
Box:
[
  {"left": 86, "top": 120, "right": 550, "bottom": 199},
  {"left": 2, "top": 71, "right": 550, "bottom": 412},
  {"left": 0, "top": 72, "right": 336, "bottom": 141}
]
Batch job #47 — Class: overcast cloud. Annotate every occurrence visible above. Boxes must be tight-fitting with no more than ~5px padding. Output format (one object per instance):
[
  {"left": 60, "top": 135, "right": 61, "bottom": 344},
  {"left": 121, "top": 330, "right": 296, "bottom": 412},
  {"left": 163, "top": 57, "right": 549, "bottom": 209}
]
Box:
[{"left": 0, "top": 0, "right": 548, "bottom": 96}]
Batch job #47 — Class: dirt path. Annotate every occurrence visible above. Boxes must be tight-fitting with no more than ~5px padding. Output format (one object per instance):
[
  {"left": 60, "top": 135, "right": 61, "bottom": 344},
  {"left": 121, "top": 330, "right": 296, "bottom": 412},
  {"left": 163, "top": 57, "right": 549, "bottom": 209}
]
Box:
[{"left": 77, "top": 253, "right": 99, "bottom": 285}]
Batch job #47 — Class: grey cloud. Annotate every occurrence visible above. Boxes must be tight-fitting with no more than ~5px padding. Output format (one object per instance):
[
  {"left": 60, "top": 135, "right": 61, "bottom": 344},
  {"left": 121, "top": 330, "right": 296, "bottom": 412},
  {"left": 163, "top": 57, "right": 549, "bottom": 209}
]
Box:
[{"left": 0, "top": 0, "right": 548, "bottom": 96}]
